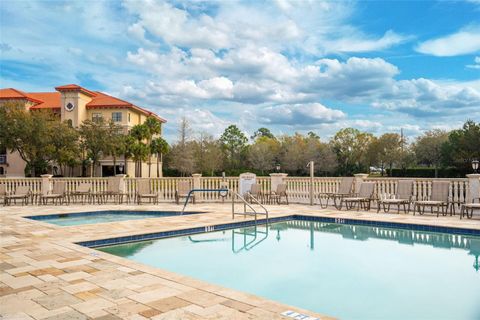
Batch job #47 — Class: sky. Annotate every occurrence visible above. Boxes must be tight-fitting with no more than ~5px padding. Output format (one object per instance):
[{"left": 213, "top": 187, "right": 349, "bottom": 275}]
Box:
[{"left": 1, "top": 0, "right": 479, "bottom": 142}]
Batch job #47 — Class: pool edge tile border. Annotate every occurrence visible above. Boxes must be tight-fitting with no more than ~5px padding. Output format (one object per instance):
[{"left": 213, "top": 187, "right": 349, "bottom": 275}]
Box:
[{"left": 78, "top": 214, "right": 480, "bottom": 248}]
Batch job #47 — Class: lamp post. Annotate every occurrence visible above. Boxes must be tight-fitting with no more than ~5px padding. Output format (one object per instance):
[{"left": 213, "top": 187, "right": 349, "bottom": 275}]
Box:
[
  {"left": 275, "top": 163, "right": 281, "bottom": 173},
  {"left": 472, "top": 159, "right": 479, "bottom": 173},
  {"left": 86, "top": 158, "right": 93, "bottom": 177}
]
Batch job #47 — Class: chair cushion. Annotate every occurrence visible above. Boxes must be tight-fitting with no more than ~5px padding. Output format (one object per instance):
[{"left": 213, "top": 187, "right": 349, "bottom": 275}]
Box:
[
  {"left": 416, "top": 200, "right": 444, "bottom": 205},
  {"left": 7, "top": 194, "right": 29, "bottom": 199},
  {"left": 463, "top": 203, "right": 480, "bottom": 208},
  {"left": 343, "top": 197, "right": 367, "bottom": 201},
  {"left": 381, "top": 199, "right": 409, "bottom": 204}
]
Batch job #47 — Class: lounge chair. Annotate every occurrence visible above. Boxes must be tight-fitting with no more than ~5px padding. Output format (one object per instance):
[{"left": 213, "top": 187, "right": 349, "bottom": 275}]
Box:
[
  {"left": 175, "top": 181, "right": 194, "bottom": 204},
  {"left": 377, "top": 180, "right": 414, "bottom": 214},
  {"left": 268, "top": 183, "right": 289, "bottom": 205},
  {"left": 0, "top": 184, "right": 7, "bottom": 206},
  {"left": 5, "top": 186, "right": 31, "bottom": 206},
  {"left": 70, "top": 183, "right": 92, "bottom": 204},
  {"left": 460, "top": 189, "right": 480, "bottom": 219},
  {"left": 413, "top": 181, "right": 451, "bottom": 217},
  {"left": 343, "top": 182, "right": 376, "bottom": 211},
  {"left": 246, "top": 183, "right": 263, "bottom": 203},
  {"left": 460, "top": 200, "right": 480, "bottom": 219},
  {"left": 40, "top": 181, "right": 67, "bottom": 205},
  {"left": 99, "top": 177, "right": 128, "bottom": 204},
  {"left": 136, "top": 179, "right": 158, "bottom": 204},
  {"left": 318, "top": 177, "right": 354, "bottom": 209}
]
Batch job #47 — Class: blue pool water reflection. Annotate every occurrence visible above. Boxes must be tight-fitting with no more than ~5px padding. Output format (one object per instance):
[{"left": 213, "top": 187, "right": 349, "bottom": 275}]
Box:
[{"left": 99, "top": 220, "right": 480, "bottom": 319}]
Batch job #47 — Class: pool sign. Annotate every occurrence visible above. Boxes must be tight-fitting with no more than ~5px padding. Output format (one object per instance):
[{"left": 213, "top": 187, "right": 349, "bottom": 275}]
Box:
[{"left": 239, "top": 172, "right": 256, "bottom": 196}]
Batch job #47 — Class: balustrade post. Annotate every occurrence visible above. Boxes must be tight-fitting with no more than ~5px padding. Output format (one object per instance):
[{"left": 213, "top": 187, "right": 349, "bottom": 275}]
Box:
[
  {"left": 354, "top": 173, "right": 369, "bottom": 193},
  {"left": 192, "top": 173, "right": 202, "bottom": 201},
  {"left": 40, "top": 174, "right": 53, "bottom": 196},
  {"left": 270, "top": 173, "right": 288, "bottom": 193},
  {"left": 116, "top": 174, "right": 127, "bottom": 194},
  {"left": 466, "top": 174, "right": 480, "bottom": 203}
]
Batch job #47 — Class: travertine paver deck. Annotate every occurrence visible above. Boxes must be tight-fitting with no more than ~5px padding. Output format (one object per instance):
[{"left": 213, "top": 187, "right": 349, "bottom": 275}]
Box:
[{"left": 1, "top": 203, "right": 479, "bottom": 320}]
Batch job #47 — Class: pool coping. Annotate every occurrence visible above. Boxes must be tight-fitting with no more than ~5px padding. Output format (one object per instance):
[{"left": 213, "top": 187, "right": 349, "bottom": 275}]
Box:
[
  {"left": 78, "top": 214, "right": 480, "bottom": 248},
  {"left": 24, "top": 209, "right": 206, "bottom": 222}
]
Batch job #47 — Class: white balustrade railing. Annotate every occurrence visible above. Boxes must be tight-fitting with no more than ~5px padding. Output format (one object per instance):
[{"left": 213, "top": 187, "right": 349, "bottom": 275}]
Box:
[{"left": 0, "top": 175, "right": 475, "bottom": 209}]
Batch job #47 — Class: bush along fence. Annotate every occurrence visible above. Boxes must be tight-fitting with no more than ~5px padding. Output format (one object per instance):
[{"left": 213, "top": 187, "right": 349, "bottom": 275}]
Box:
[{"left": 1, "top": 173, "right": 479, "bottom": 212}]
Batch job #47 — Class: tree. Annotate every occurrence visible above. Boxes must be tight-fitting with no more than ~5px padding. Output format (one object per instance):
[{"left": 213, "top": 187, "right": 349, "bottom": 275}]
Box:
[
  {"left": 144, "top": 117, "right": 162, "bottom": 177},
  {"left": 442, "top": 120, "right": 480, "bottom": 169},
  {"left": 50, "top": 120, "right": 80, "bottom": 176},
  {"left": 0, "top": 102, "right": 57, "bottom": 176},
  {"left": 247, "top": 136, "right": 280, "bottom": 174},
  {"left": 192, "top": 134, "right": 223, "bottom": 176},
  {"left": 129, "top": 124, "right": 150, "bottom": 177},
  {"left": 220, "top": 125, "right": 248, "bottom": 169},
  {"left": 150, "top": 137, "right": 169, "bottom": 177},
  {"left": 104, "top": 121, "right": 125, "bottom": 176},
  {"left": 168, "top": 117, "right": 195, "bottom": 176},
  {"left": 80, "top": 119, "right": 109, "bottom": 176},
  {"left": 279, "top": 133, "right": 308, "bottom": 174},
  {"left": 367, "top": 133, "right": 403, "bottom": 176},
  {"left": 251, "top": 127, "right": 275, "bottom": 140},
  {"left": 413, "top": 129, "right": 448, "bottom": 177},
  {"left": 330, "top": 128, "right": 373, "bottom": 175}
]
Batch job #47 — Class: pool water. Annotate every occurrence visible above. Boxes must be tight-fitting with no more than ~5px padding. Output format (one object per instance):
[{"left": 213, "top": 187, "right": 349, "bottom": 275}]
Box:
[
  {"left": 99, "top": 220, "right": 480, "bottom": 320},
  {"left": 26, "top": 210, "right": 201, "bottom": 226}
]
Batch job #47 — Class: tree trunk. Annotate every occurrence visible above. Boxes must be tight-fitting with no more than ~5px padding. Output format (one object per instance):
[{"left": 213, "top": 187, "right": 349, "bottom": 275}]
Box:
[
  {"left": 148, "top": 155, "right": 152, "bottom": 177},
  {"left": 156, "top": 153, "right": 160, "bottom": 178},
  {"left": 124, "top": 154, "right": 128, "bottom": 177},
  {"left": 113, "top": 155, "right": 117, "bottom": 175}
]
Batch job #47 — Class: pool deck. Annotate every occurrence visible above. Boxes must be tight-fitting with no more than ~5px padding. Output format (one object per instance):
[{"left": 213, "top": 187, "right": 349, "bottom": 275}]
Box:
[{"left": 1, "top": 203, "right": 479, "bottom": 320}]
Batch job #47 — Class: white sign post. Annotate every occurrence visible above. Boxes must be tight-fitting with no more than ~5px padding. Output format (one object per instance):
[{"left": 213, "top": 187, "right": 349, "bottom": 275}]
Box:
[{"left": 239, "top": 172, "right": 256, "bottom": 197}]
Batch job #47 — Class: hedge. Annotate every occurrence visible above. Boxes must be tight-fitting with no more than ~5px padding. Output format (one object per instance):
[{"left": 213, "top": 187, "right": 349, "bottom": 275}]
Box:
[{"left": 387, "top": 167, "right": 469, "bottom": 178}]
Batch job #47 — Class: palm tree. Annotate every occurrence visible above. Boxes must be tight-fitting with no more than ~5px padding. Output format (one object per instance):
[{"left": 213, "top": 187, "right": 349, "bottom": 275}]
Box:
[
  {"left": 129, "top": 124, "right": 150, "bottom": 177},
  {"left": 150, "top": 137, "right": 169, "bottom": 177},
  {"left": 144, "top": 117, "right": 162, "bottom": 177}
]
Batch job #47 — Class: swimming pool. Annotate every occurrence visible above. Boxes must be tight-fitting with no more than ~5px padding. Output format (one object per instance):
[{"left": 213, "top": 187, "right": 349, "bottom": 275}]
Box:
[
  {"left": 26, "top": 210, "right": 202, "bottom": 226},
  {"left": 98, "top": 220, "right": 480, "bottom": 320}
]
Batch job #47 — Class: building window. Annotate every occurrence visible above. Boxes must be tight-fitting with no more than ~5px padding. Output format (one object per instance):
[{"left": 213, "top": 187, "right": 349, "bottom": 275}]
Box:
[
  {"left": 128, "top": 113, "right": 131, "bottom": 122},
  {"left": 92, "top": 113, "right": 103, "bottom": 123},
  {"left": 112, "top": 112, "right": 122, "bottom": 122},
  {"left": 67, "top": 119, "right": 73, "bottom": 127}
]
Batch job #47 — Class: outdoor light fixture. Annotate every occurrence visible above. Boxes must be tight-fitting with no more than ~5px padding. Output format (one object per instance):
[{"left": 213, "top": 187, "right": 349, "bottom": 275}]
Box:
[
  {"left": 276, "top": 163, "right": 281, "bottom": 172},
  {"left": 472, "top": 159, "right": 479, "bottom": 173}
]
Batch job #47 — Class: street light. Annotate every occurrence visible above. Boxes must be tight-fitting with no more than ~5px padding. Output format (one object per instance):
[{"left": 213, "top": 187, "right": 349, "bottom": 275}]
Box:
[{"left": 472, "top": 159, "right": 479, "bottom": 173}]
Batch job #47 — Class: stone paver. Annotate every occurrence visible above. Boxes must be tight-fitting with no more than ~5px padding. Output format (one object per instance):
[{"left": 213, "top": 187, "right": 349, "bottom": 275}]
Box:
[{"left": 1, "top": 202, "right": 478, "bottom": 319}]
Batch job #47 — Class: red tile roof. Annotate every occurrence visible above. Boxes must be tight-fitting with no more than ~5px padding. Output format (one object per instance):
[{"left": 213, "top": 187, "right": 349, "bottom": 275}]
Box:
[
  {"left": 0, "top": 88, "right": 44, "bottom": 104},
  {"left": 55, "top": 84, "right": 96, "bottom": 97},
  {"left": 28, "top": 92, "right": 61, "bottom": 109},
  {"left": 0, "top": 85, "right": 166, "bottom": 122}
]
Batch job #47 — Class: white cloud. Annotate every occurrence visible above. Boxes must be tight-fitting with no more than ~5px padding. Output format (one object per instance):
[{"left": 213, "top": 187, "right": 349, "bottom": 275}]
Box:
[
  {"left": 467, "top": 56, "right": 480, "bottom": 69},
  {"left": 322, "top": 30, "right": 410, "bottom": 54},
  {"left": 372, "top": 78, "right": 480, "bottom": 117},
  {"left": 258, "top": 103, "right": 346, "bottom": 126},
  {"left": 416, "top": 26, "right": 480, "bottom": 56}
]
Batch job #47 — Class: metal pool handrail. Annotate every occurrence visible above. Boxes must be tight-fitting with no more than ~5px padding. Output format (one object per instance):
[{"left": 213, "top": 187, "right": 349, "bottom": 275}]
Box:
[
  {"left": 231, "top": 191, "right": 269, "bottom": 225},
  {"left": 180, "top": 188, "right": 229, "bottom": 214}
]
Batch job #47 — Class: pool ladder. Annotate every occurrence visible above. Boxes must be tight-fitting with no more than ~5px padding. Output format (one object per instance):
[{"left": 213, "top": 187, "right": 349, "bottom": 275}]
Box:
[{"left": 231, "top": 191, "right": 269, "bottom": 225}]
